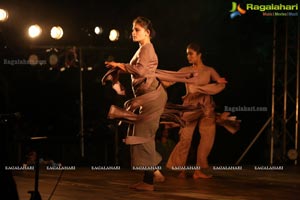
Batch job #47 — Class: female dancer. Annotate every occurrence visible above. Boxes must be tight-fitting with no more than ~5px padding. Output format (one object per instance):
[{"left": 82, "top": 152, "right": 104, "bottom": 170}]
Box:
[
  {"left": 164, "top": 43, "right": 227, "bottom": 179},
  {"left": 105, "top": 16, "right": 167, "bottom": 191}
]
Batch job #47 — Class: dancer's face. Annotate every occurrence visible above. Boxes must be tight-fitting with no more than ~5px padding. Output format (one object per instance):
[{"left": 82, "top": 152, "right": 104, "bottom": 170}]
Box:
[
  {"left": 131, "top": 23, "right": 150, "bottom": 43},
  {"left": 186, "top": 48, "right": 201, "bottom": 64}
]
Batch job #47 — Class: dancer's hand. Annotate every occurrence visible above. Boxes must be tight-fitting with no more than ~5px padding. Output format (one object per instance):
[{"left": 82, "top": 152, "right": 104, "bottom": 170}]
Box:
[
  {"left": 105, "top": 61, "right": 118, "bottom": 68},
  {"left": 105, "top": 61, "right": 126, "bottom": 71},
  {"left": 217, "top": 77, "right": 227, "bottom": 84}
]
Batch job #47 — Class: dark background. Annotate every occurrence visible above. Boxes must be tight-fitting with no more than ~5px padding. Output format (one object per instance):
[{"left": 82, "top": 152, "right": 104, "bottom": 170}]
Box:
[{"left": 0, "top": 0, "right": 297, "bottom": 167}]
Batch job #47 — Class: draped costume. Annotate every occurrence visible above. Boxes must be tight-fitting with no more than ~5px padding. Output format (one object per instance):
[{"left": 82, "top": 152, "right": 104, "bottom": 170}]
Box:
[
  {"left": 102, "top": 45, "right": 240, "bottom": 168},
  {"left": 166, "top": 66, "right": 225, "bottom": 169}
]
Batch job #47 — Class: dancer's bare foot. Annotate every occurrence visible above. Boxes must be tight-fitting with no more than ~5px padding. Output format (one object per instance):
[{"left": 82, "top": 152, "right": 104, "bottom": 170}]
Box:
[
  {"left": 178, "top": 171, "right": 186, "bottom": 179},
  {"left": 129, "top": 182, "right": 142, "bottom": 189},
  {"left": 193, "top": 170, "right": 212, "bottom": 179},
  {"left": 129, "top": 182, "right": 154, "bottom": 191},
  {"left": 154, "top": 170, "right": 165, "bottom": 183}
]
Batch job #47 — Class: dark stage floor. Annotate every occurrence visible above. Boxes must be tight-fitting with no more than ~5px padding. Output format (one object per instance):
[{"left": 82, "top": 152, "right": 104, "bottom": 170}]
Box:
[{"left": 12, "top": 165, "right": 300, "bottom": 200}]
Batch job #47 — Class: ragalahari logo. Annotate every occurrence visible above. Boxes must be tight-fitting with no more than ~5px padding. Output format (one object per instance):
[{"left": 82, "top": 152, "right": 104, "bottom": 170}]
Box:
[{"left": 230, "top": 2, "right": 246, "bottom": 19}]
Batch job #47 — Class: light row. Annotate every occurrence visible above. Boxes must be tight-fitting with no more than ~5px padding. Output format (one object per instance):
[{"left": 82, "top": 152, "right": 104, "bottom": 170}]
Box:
[
  {"left": 28, "top": 25, "right": 64, "bottom": 40},
  {"left": 28, "top": 53, "right": 95, "bottom": 71},
  {"left": 29, "top": 25, "right": 119, "bottom": 41},
  {"left": 1, "top": 8, "right": 120, "bottom": 41}
]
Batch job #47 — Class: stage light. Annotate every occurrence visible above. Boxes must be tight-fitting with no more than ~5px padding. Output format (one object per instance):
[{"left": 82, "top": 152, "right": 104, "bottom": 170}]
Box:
[
  {"left": 0, "top": 8, "right": 9, "bottom": 22},
  {"left": 50, "top": 26, "right": 63, "bottom": 40},
  {"left": 287, "top": 149, "right": 298, "bottom": 160},
  {"left": 28, "top": 24, "right": 42, "bottom": 38},
  {"left": 45, "top": 48, "right": 59, "bottom": 69},
  {"left": 109, "top": 29, "right": 119, "bottom": 42},
  {"left": 94, "top": 26, "right": 103, "bottom": 35},
  {"left": 28, "top": 54, "right": 39, "bottom": 66},
  {"left": 49, "top": 54, "right": 58, "bottom": 66}
]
